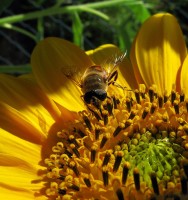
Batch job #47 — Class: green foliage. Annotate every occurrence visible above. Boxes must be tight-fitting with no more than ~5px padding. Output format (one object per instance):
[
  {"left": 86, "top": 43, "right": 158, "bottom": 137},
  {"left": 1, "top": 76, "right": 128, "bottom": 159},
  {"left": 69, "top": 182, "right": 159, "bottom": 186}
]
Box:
[
  {"left": 0, "top": 0, "right": 13, "bottom": 14},
  {"left": 0, "top": 0, "right": 186, "bottom": 74},
  {"left": 72, "top": 11, "right": 84, "bottom": 48}
]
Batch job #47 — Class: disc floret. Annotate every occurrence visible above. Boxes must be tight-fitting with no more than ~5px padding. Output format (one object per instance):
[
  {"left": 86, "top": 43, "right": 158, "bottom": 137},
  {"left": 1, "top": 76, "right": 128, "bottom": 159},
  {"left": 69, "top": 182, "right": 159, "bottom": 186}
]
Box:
[{"left": 44, "top": 86, "right": 188, "bottom": 200}]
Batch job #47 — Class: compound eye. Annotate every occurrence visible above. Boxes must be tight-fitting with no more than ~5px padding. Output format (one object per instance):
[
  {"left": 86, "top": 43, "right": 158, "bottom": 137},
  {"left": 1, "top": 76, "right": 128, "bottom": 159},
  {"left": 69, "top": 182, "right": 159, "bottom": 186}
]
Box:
[
  {"left": 84, "top": 92, "right": 93, "bottom": 104},
  {"left": 94, "top": 89, "right": 107, "bottom": 101}
]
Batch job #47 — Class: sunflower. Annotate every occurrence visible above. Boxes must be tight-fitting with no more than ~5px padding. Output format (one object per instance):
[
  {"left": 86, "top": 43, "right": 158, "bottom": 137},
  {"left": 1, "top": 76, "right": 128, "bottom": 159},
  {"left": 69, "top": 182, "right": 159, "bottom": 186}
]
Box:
[{"left": 1, "top": 13, "right": 188, "bottom": 200}]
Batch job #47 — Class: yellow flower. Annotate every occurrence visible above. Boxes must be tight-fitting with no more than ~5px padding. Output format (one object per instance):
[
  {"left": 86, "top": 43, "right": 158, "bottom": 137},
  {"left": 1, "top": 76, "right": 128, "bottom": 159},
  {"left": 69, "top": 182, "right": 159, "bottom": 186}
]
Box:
[{"left": 1, "top": 12, "right": 188, "bottom": 200}]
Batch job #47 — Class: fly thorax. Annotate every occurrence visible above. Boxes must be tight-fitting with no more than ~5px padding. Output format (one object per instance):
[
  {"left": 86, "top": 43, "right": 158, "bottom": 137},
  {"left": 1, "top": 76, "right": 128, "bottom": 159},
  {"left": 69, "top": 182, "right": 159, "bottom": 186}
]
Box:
[{"left": 82, "top": 73, "right": 107, "bottom": 93}]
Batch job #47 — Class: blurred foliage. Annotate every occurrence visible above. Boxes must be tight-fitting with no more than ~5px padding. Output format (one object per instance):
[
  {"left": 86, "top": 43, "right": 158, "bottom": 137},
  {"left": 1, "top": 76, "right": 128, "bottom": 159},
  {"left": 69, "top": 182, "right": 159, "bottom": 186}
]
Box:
[{"left": 0, "top": 0, "right": 187, "bottom": 74}]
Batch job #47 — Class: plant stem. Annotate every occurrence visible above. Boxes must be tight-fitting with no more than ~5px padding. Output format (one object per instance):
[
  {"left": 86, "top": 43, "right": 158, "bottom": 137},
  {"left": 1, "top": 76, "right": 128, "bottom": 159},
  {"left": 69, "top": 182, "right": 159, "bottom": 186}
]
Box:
[
  {"left": 0, "top": 0, "right": 143, "bottom": 25},
  {"left": 0, "top": 23, "right": 37, "bottom": 41}
]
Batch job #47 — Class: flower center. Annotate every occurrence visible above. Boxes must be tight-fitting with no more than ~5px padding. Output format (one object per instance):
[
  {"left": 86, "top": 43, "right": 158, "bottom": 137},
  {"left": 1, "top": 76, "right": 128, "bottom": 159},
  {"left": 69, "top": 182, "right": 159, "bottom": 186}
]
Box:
[{"left": 44, "top": 86, "right": 188, "bottom": 200}]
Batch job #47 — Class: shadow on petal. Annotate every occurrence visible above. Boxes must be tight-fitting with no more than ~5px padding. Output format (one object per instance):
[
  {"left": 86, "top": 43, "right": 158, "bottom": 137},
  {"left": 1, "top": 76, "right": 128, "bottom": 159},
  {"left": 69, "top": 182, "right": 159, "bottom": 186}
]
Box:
[{"left": 31, "top": 37, "right": 94, "bottom": 112}]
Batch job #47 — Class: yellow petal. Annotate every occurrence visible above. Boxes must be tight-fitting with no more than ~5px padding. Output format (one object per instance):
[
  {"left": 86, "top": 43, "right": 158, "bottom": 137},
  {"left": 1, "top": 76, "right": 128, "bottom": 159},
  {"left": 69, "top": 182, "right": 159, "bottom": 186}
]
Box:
[
  {"left": 20, "top": 74, "right": 77, "bottom": 122},
  {"left": 0, "top": 129, "right": 46, "bottom": 199},
  {"left": 0, "top": 74, "right": 60, "bottom": 134},
  {"left": 0, "top": 129, "right": 41, "bottom": 166},
  {"left": 31, "top": 37, "right": 94, "bottom": 112},
  {"left": 0, "top": 188, "right": 37, "bottom": 200},
  {"left": 130, "top": 38, "right": 145, "bottom": 85},
  {"left": 0, "top": 102, "right": 45, "bottom": 143},
  {"left": 87, "top": 44, "right": 138, "bottom": 90},
  {"left": 0, "top": 180, "right": 46, "bottom": 200},
  {"left": 131, "top": 13, "right": 187, "bottom": 94},
  {"left": 181, "top": 55, "right": 188, "bottom": 97},
  {"left": 0, "top": 157, "right": 42, "bottom": 190}
]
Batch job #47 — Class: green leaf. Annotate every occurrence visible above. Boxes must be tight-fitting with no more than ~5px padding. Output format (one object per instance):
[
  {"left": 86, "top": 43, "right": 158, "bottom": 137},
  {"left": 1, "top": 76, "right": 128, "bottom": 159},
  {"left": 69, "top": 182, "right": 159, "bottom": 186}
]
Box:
[
  {"left": 72, "top": 11, "right": 83, "bottom": 48},
  {"left": 129, "top": 3, "right": 151, "bottom": 23},
  {"left": 106, "top": 1, "right": 152, "bottom": 52},
  {"left": 0, "top": 0, "right": 14, "bottom": 14}
]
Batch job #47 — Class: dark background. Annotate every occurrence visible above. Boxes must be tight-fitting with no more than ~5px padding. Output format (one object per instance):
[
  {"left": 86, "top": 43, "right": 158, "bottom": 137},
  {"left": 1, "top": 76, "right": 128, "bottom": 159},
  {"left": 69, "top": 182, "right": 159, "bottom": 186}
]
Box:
[{"left": 0, "top": 0, "right": 187, "bottom": 73}]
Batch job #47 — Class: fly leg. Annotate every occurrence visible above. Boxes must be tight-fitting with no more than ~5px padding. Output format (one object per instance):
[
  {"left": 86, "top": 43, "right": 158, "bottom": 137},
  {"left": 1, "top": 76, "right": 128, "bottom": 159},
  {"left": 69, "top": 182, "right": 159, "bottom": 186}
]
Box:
[
  {"left": 80, "top": 95, "right": 102, "bottom": 121},
  {"left": 107, "top": 70, "right": 118, "bottom": 86},
  {"left": 108, "top": 70, "right": 127, "bottom": 90}
]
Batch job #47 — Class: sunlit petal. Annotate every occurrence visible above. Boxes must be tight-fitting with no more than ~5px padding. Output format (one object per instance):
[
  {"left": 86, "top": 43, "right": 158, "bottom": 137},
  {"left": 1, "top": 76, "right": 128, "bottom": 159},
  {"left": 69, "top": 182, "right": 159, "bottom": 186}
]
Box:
[
  {"left": 0, "top": 102, "right": 45, "bottom": 143},
  {"left": 131, "top": 13, "right": 187, "bottom": 94},
  {"left": 20, "top": 74, "right": 77, "bottom": 122},
  {"left": 31, "top": 37, "right": 94, "bottom": 112},
  {"left": 0, "top": 156, "right": 42, "bottom": 190},
  {"left": 0, "top": 129, "right": 45, "bottom": 199},
  {"left": 0, "top": 129, "right": 41, "bottom": 166},
  {"left": 0, "top": 188, "right": 37, "bottom": 200},
  {"left": 0, "top": 74, "right": 60, "bottom": 133}
]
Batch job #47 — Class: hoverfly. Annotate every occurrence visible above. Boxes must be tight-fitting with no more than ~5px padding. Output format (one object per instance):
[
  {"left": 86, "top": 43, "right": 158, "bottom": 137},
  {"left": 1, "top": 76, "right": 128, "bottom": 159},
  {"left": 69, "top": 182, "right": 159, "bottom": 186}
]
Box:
[{"left": 64, "top": 52, "right": 126, "bottom": 107}]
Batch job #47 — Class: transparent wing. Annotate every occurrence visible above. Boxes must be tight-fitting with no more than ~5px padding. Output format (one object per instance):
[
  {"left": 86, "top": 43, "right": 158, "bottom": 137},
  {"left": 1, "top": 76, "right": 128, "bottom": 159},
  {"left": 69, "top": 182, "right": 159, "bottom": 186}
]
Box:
[
  {"left": 61, "top": 65, "right": 82, "bottom": 87},
  {"left": 103, "top": 51, "right": 127, "bottom": 75}
]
